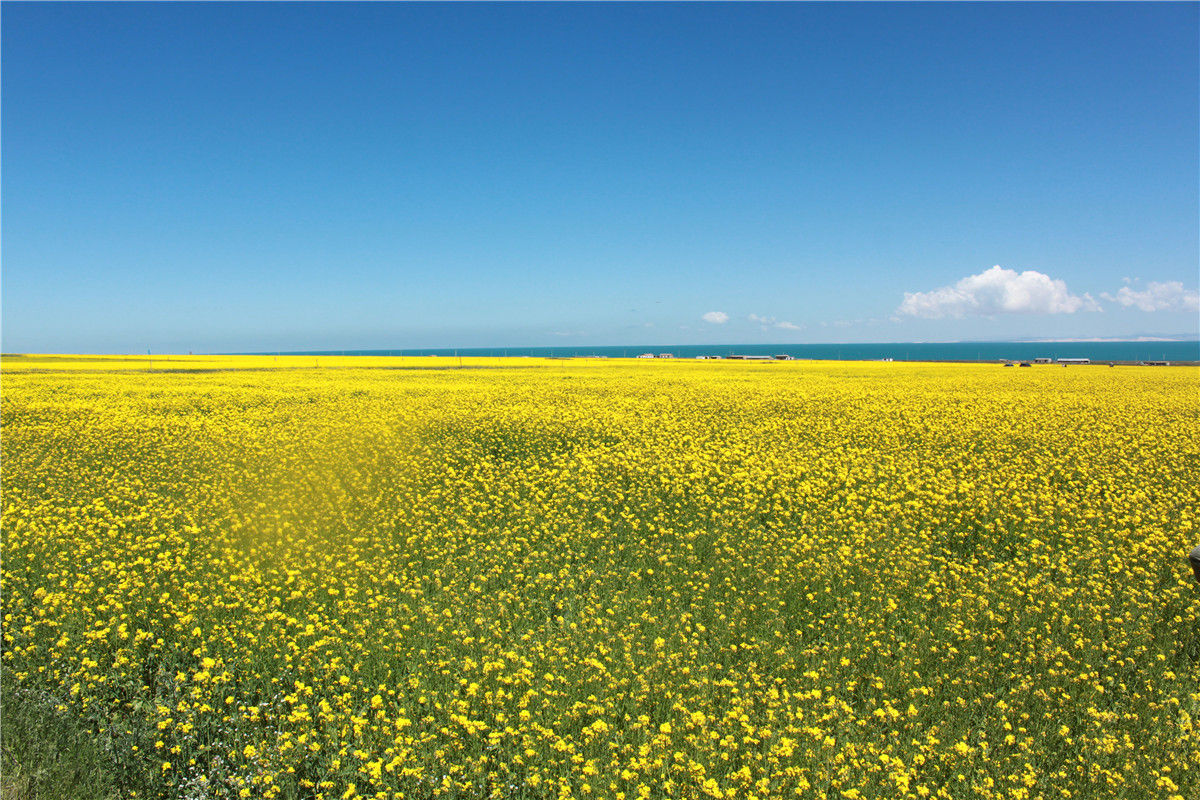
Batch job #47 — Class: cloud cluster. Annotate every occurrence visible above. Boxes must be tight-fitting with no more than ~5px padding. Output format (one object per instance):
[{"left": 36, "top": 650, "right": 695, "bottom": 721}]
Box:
[
  {"left": 702, "top": 311, "right": 729, "bottom": 324},
  {"left": 898, "top": 266, "right": 1099, "bottom": 319},
  {"left": 749, "top": 313, "right": 804, "bottom": 331},
  {"left": 1101, "top": 282, "right": 1199, "bottom": 313}
]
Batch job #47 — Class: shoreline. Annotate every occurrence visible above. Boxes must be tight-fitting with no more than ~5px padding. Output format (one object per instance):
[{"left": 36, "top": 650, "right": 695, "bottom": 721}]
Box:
[{"left": 3, "top": 353, "right": 1199, "bottom": 369}]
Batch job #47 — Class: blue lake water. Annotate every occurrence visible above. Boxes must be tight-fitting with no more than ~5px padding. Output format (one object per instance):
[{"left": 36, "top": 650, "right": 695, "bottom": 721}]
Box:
[{"left": 264, "top": 341, "right": 1200, "bottom": 363}]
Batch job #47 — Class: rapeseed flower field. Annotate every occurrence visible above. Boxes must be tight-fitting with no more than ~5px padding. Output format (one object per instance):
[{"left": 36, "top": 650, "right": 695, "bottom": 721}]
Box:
[{"left": 2, "top": 355, "right": 1197, "bottom": 800}]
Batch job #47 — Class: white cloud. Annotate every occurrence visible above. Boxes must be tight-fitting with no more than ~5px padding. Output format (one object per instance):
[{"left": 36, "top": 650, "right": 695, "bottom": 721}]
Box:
[
  {"left": 898, "top": 265, "right": 1100, "bottom": 319},
  {"left": 702, "top": 311, "right": 729, "bottom": 324},
  {"left": 749, "top": 313, "right": 804, "bottom": 331},
  {"left": 1101, "top": 281, "right": 1199, "bottom": 312}
]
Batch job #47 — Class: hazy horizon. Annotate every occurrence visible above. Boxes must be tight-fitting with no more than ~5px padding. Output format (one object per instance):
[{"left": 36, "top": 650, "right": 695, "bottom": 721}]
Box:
[{"left": 7, "top": 335, "right": 1200, "bottom": 360}]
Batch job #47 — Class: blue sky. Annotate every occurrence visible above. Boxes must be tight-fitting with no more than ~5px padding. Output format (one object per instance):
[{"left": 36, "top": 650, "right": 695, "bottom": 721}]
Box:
[{"left": 3, "top": 2, "right": 1197, "bottom": 353}]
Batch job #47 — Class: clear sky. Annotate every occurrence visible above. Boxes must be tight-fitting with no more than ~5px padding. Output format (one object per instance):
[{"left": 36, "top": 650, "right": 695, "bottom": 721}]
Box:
[{"left": 3, "top": 2, "right": 1197, "bottom": 353}]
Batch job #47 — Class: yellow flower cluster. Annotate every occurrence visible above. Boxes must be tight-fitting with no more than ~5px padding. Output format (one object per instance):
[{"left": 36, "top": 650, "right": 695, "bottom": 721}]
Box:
[{"left": 2, "top": 354, "right": 1197, "bottom": 800}]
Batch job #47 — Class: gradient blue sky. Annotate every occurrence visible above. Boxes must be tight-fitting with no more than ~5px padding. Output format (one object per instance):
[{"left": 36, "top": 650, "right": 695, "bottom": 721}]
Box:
[{"left": 3, "top": 2, "right": 1197, "bottom": 353}]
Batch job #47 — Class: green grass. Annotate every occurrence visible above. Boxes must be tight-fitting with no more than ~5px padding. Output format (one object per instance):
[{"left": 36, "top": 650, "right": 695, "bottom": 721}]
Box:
[{"left": 1, "top": 681, "right": 122, "bottom": 800}]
